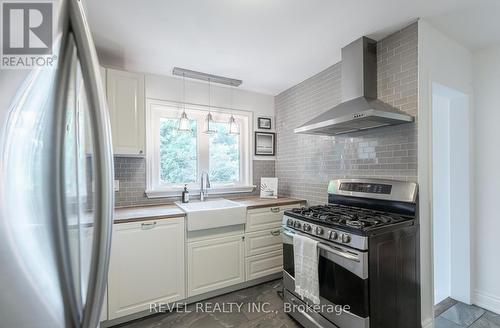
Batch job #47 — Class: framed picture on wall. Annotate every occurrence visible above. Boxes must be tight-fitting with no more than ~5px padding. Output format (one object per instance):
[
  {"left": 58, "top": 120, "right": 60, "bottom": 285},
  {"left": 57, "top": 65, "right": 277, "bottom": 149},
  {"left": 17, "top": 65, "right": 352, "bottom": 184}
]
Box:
[
  {"left": 257, "top": 117, "right": 272, "bottom": 130},
  {"left": 255, "top": 132, "right": 275, "bottom": 156}
]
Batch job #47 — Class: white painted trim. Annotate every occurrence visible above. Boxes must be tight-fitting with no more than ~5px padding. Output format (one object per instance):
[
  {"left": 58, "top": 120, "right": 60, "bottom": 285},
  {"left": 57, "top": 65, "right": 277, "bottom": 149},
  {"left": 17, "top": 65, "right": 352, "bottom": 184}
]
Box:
[
  {"left": 422, "top": 318, "right": 433, "bottom": 328},
  {"left": 473, "top": 290, "right": 500, "bottom": 314},
  {"left": 145, "top": 186, "right": 256, "bottom": 198}
]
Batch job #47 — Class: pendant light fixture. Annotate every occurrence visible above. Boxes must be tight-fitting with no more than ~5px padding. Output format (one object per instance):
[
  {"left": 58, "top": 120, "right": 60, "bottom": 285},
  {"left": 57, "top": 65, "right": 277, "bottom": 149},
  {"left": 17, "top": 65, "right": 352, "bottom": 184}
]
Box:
[
  {"left": 178, "top": 73, "right": 191, "bottom": 132},
  {"left": 204, "top": 78, "right": 217, "bottom": 134},
  {"left": 228, "top": 85, "right": 239, "bottom": 135}
]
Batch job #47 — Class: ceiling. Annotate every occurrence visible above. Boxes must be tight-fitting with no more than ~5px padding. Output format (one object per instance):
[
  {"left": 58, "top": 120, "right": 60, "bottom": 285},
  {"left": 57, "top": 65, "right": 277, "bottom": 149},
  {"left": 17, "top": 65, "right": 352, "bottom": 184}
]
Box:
[{"left": 84, "top": 0, "right": 498, "bottom": 95}]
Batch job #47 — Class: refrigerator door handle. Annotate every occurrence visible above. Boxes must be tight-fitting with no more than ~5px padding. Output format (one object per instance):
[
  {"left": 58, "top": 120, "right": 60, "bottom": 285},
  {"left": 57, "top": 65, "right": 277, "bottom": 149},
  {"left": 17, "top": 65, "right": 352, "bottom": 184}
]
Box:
[
  {"left": 69, "top": 1, "right": 114, "bottom": 327},
  {"left": 52, "top": 32, "right": 83, "bottom": 328}
]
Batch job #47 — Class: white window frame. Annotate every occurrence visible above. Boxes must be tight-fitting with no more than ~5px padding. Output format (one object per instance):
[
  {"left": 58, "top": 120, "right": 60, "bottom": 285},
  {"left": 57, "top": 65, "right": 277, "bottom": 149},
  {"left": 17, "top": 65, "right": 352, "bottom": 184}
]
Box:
[{"left": 145, "top": 99, "right": 254, "bottom": 198}]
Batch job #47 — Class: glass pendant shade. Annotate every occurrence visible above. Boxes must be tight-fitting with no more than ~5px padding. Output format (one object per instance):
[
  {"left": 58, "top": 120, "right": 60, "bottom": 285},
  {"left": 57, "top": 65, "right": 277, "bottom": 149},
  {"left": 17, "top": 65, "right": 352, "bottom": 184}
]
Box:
[
  {"left": 204, "top": 112, "right": 217, "bottom": 134},
  {"left": 178, "top": 111, "right": 190, "bottom": 132},
  {"left": 228, "top": 115, "right": 239, "bottom": 135}
]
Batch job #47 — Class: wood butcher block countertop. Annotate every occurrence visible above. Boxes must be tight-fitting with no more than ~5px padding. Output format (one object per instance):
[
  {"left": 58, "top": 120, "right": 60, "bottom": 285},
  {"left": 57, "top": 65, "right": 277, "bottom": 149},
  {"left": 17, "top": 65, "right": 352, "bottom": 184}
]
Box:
[
  {"left": 113, "top": 196, "right": 306, "bottom": 223},
  {"left": 114, "top": 205, "right": 185, "bottom": 224},
  {"left": 228, "top": 196, "right": 306, "bottom": 210}
]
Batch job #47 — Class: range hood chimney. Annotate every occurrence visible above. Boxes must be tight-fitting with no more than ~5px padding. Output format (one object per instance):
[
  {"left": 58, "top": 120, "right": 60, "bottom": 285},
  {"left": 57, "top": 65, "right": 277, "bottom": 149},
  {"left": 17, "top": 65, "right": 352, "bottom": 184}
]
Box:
[{"left": 294, "top": 37, "right": 413, "bottom": 135}]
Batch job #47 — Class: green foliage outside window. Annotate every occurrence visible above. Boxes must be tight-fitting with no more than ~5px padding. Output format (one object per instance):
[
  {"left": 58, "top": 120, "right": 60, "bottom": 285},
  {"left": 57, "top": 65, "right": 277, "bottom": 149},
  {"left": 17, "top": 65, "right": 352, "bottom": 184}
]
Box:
[
  {"left": 159, "top": 118, "right": 197, "bottom": 183},
  {"left": 159, "top": 119, "right": 240, "bottom": 185},
  {"left": 209, "top": 122, "right": 239, "bottom": 183}
]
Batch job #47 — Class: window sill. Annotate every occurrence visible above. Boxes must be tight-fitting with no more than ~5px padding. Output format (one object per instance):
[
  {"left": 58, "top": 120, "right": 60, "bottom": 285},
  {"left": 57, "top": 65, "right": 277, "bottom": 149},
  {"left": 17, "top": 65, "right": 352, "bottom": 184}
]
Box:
[{"left": 145, "top": 185, "right": 256, "bottom": 199}]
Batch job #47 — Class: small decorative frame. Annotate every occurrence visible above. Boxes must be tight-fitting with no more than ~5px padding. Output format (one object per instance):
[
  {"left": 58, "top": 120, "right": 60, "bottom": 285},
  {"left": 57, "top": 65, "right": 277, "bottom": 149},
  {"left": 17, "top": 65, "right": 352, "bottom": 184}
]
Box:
[
  {"left": 255, "top": 132, "right": 275, "bottom": 156},
  {"left": 260, "top": 177, "right": 278, "bottom": 199},
  {"left": 257, "top": 117, "right": 272, "bottom": 130}
]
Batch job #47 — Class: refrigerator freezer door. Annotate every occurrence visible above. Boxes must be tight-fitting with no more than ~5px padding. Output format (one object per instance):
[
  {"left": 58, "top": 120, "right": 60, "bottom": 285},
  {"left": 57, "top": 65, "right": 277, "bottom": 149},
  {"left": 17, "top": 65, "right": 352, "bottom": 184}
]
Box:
[
  {"left": 0, "top": 0, "right": 113, "bottom": 327},
  {"left": 0, "top": 1, "right": 69, "bottom": 327}
]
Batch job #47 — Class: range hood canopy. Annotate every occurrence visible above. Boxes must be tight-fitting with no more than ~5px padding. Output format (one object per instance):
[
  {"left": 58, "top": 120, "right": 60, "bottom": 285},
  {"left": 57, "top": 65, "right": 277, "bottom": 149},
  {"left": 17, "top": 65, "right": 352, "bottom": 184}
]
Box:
[{"left": 294, "top": 37, "right": 413, "bottom": 136}]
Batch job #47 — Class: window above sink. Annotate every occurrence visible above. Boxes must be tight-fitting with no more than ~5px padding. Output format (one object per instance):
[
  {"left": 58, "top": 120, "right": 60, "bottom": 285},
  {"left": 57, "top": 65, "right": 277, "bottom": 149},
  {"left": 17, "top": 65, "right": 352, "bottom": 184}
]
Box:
[{"left": 145, "top": 99, "right": 254, "bottom": 198}]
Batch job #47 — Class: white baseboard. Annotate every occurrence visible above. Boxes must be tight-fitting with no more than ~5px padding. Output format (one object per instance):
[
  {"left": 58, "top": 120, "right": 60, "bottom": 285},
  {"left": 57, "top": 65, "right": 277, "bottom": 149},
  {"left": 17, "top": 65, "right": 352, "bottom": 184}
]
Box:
[
  {"left": 422, "top": 317, "right": 433, "bottom": 328},
  {"left": 473, "top": 289, "right": 500, "bottom": 314}
]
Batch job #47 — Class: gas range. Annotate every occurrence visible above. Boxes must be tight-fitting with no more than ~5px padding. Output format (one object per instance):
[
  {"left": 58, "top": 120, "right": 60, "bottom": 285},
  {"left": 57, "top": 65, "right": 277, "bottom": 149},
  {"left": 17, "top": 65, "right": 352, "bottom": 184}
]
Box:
[
  {"left": 283, "top": 204, "right": 415, "bottom": 250},
  {"left": 281, "top": 178, "right": 420, "bottom": 328}
]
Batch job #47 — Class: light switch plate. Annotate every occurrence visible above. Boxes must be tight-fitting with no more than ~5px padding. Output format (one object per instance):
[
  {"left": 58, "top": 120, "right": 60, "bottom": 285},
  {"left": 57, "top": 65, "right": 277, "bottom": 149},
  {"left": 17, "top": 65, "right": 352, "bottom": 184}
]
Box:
[{"left": 114, "top": 180, "right": 119, "bottom": 191}]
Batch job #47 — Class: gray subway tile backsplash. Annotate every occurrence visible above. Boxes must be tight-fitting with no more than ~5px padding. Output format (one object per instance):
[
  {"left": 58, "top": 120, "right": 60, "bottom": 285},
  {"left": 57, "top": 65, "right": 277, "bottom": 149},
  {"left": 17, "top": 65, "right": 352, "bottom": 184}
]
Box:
[
  {"left": 275, "top": 23, "right": 418, "bottom": 205},
  {"left": 114, "top": 158, "right": 275, "bottom": 207}
]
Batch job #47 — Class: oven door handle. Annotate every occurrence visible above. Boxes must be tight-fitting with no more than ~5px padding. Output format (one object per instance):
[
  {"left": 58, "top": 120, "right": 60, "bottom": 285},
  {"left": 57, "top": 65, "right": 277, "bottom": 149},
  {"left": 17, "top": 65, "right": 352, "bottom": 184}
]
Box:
[
  {"left": 283, "top": 229, "right": 360, "bottom": 263},
  {"left": 318, "top": 243, "right": 360, "bottom": 262}
]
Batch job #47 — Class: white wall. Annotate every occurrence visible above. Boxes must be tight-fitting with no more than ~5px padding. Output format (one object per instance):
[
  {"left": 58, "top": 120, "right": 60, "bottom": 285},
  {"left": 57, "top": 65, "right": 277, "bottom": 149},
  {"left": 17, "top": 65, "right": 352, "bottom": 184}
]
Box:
[
  {"left": 431, "top": 83, "right": 471, "bottom": 306},
  {"left": 432, "top": 93, "right": 451, "bottom": 305},
  {"left": 418, "top": 19, "right": 474, "bottom": 328},
  {"left": 448, "top": 93, "right": 470, "bottom": 303},
  {"left": 472, "top": 45, "right": 500, "bottom": 313}
]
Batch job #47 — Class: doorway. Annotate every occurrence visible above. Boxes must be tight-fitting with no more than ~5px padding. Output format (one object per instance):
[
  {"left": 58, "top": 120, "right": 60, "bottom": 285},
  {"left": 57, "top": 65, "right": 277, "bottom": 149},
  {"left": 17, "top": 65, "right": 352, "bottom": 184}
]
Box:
[{"left": 432, "top": 82, "right": 471, "bottom": 310}]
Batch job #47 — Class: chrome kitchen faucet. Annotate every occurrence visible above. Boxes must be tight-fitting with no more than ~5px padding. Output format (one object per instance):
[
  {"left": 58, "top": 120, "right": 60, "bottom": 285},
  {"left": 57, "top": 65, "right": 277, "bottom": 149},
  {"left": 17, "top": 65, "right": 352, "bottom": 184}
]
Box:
[{"left": 200, "top": 171, "right": 211, "bottom": 201}]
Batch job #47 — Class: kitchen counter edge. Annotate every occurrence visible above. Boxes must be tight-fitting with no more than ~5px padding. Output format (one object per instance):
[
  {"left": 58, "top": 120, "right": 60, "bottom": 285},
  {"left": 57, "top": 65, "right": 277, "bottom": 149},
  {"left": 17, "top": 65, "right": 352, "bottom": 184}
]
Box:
[{"left": 113, "top": 197, "right": 306, "bottom": 223}]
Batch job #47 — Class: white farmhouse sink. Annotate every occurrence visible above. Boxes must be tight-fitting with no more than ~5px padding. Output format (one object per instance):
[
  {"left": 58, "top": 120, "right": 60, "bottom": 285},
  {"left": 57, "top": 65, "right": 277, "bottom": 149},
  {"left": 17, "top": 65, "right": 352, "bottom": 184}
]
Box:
[{"left": 175, "top": 199, "right": 247, "bottom": 231}]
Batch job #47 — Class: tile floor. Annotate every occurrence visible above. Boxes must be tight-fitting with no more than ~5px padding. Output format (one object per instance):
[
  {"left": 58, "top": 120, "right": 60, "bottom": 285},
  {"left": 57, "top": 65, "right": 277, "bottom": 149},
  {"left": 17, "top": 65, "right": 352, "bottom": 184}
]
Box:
[
  {"left": 436, "top": 302, "right": 500, "bottom": 328},
  {"left": 113, "top": 279, "right": 300, "bottom": 328},
  {"left": 112, "top": 279, "right": 500, "bottom": 328}
]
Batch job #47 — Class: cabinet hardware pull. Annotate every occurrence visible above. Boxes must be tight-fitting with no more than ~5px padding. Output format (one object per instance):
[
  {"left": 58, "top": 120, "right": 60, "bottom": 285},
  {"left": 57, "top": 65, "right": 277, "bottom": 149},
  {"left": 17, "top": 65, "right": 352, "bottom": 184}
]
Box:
[
  {"left": 139, "top": 150, "right": 144, "bottom": 154},
  {"left": 242, "top": 236, "right": 245, "bottom": 241},
  {"left": 141, "top": 222, "right": 156, "bottom": 230},
  {"left": 270, "top": 229, "right": 281, "bottom": 236},
  {"left": 270, "top": 207, "right": 280, "bottom": 213}
]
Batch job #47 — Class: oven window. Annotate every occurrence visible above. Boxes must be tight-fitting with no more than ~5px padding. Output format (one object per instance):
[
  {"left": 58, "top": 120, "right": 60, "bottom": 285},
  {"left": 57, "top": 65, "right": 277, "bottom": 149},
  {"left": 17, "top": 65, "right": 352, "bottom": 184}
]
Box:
[
  {"left": 283, "top": 243, "right": 294, "bottom": 277},
  {"left": 318, "top": 254, "right": 369, "bottom": 318}
]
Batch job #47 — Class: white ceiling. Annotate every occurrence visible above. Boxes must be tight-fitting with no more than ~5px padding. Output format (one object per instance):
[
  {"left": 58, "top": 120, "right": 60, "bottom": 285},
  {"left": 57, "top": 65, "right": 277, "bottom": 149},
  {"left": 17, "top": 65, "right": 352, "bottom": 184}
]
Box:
[{"left": 85, "top": 0, "right": 497, "bottom": 95}]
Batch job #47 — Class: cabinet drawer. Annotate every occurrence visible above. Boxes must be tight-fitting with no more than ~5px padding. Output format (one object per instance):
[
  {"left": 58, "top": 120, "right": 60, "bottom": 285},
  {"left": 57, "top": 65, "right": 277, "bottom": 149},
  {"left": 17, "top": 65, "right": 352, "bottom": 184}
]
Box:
[
  {"left": 245, "top": 228, "right": 282, "bottom": 257},
  {"left": 245, "top": 250, "right": 283, "bottom": 281},
  {"left": 246, "top": 204, "right": 299, "bottom": 232}
]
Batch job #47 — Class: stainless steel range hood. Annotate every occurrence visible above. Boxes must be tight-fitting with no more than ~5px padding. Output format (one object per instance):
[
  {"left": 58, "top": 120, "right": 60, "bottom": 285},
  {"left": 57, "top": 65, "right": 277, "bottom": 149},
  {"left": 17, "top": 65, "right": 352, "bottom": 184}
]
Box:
[{"left": 294, "top": 37, "right": 414, "bottom": 135}]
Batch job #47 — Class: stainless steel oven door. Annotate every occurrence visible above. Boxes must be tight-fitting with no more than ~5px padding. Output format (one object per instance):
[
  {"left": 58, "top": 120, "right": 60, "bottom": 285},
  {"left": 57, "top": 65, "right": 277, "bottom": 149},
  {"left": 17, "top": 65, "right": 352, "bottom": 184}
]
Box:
[{"left": 283, "top": 227, "right": 370, "bottom": 328}]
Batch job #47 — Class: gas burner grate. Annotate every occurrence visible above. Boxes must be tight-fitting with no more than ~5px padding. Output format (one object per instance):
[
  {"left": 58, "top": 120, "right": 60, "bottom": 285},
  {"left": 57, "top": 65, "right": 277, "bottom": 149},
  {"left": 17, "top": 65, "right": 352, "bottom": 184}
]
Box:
[{"left": 289, "top": 204, "right": 411, "bottom": 231}]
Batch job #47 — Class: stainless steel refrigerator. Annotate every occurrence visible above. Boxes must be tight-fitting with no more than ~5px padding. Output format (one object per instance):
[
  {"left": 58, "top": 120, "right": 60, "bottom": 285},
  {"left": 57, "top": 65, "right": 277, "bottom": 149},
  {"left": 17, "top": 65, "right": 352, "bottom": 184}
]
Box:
[{"left": 0, "top": 0, "right": 114, "bottom": 327}]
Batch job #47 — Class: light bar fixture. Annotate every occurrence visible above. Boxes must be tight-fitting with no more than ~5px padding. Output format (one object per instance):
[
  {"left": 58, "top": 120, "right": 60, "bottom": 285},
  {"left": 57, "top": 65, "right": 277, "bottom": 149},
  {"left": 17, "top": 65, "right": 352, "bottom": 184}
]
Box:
[{"left": 173, "top": 67, "right": 242, "bottom": 87}]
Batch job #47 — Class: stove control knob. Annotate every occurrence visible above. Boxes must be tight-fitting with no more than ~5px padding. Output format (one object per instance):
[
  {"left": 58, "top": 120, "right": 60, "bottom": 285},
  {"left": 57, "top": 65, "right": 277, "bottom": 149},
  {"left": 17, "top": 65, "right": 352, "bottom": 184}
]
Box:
[
  {"left": 294, "top": 221, "right": 302, "bottom": 229},
  {"left": 341, "top": 234, "right": 351, "bottom": 243},
  {"left": 287, "top": 219, "right": 294, "bottom": 227},
  {"left": 329, "top": 231, "right": 338, "bottom": 240},
  {"left": 315, "top": 226, "right": 324, "bottom": 235},
  {"left": 303, "top": 224, "right": 312, "bottom": 232}
]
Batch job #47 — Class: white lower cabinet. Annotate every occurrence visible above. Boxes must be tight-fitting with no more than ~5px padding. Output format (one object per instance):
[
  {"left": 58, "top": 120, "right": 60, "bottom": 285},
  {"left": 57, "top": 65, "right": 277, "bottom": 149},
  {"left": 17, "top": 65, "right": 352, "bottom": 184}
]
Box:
[
  {"left": 187, "top": 235, "right": 245, "bottom": 297},
  {"left": 245, "top": 250, "right": 283, "bottom": 281},
  {"left": 243, "top": 203, "right": 304, "bottom": 283},
  {"left": 108, "top": 218, "right": 185, "bottom": 320}
]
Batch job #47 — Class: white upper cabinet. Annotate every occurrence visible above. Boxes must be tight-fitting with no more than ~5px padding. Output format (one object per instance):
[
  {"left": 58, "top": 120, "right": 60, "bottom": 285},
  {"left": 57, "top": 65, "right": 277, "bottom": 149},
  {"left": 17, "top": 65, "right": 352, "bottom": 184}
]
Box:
[{"left": 106, "top": 69, "right": 145, "bottom": 156}]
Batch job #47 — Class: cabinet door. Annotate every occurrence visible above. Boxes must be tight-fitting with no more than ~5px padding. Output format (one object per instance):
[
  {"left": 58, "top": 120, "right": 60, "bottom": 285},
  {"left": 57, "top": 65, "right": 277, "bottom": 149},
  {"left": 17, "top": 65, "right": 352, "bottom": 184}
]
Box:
[
  {"left": 246, "top": 250, "right": 283, "bottom": 281},
  {"left": 246, "top": 204, "right": 300, "bottom": 232},
  {"left": 106, "top": 69, "right": 145, "bottom": 156},
  {"left": 187, "top": 235, "right": 245, "bottom": 297},
  {"left": 108, "top": 218, "right": 185, "bottom": 319},
  {"left": 245, "top": 228, "right": 282, "bottom": 257}
]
